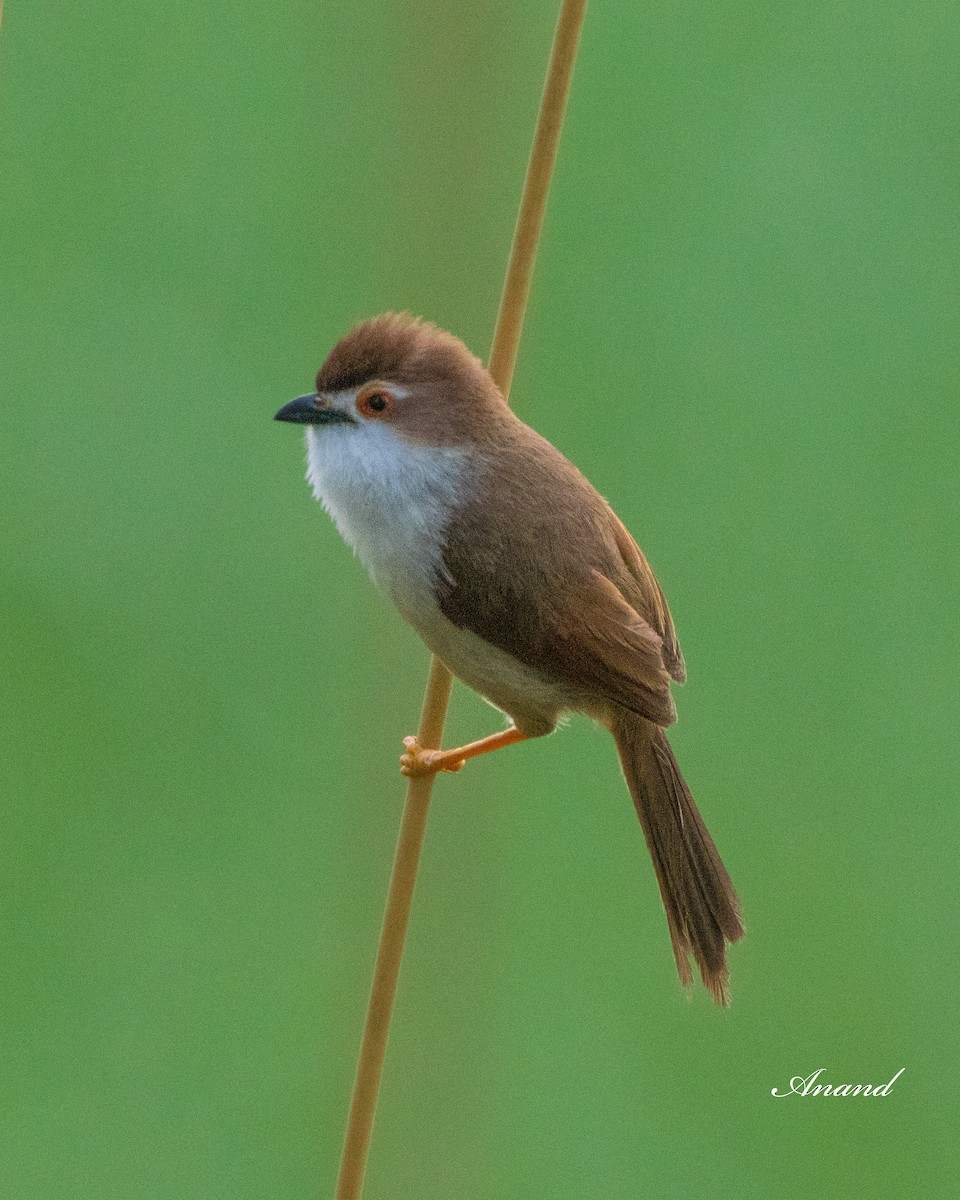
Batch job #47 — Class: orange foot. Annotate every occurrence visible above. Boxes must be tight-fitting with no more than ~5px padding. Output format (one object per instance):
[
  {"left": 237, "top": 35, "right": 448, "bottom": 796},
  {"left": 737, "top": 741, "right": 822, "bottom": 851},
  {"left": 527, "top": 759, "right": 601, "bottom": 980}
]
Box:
[{"left": 400, "top": 736, "right": 466, "bottom": 778}]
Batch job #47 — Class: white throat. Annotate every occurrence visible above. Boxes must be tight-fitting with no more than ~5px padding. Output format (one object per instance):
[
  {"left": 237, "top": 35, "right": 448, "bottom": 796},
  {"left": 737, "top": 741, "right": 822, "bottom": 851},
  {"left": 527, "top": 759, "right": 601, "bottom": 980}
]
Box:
[{"left": 304, "top": 393, "right": 470, "bottom": 616}]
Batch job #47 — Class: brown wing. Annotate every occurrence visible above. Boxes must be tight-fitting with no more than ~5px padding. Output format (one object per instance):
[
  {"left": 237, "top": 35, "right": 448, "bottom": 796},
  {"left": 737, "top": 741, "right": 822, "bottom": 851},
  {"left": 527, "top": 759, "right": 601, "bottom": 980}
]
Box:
[
  {"left": 437, "top": 417, "right": 684, "bottom": 727},
  {"left": 608, "top": 513, "right": 686, "bottom": 683},
  {"left": 438, "top": 548, "right": 677, "bottom": 727},
  {"left": 548, "top": 568, "right": 678, "bottom": 725}
]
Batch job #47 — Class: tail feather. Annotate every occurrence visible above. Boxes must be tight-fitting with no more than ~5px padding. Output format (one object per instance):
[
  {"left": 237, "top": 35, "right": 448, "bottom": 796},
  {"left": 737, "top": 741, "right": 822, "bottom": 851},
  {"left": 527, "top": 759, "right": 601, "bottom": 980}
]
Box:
[{"left": 611, "top": 709, "right": 744, "bottom": 1005}]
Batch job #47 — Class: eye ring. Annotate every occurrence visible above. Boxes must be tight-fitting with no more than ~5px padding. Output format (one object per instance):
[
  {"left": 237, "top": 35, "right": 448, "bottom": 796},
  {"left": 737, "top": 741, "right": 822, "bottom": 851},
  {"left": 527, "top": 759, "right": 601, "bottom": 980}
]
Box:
[{"left": 356, "top": 387, "right": 395, "bottom": 419}]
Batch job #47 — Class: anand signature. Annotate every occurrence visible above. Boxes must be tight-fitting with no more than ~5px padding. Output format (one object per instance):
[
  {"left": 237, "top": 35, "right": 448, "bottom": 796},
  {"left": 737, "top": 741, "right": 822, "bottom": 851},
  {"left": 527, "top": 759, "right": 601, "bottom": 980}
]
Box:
[{"left": 771, "top": 1068, "right": 904, "bottom": 1098}]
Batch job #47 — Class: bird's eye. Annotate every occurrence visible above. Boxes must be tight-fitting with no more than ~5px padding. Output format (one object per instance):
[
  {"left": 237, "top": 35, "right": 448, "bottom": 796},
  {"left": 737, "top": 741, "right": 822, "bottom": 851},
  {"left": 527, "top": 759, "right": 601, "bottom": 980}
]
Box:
[{"left": 357, "top": 389, "right": 394, "bottom": 419}]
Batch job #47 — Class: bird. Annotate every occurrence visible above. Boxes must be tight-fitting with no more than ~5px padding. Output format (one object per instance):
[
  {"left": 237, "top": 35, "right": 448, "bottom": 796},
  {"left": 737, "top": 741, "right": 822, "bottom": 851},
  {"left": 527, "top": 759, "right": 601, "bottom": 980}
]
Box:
[{"left": 275, "top": 312, "right": 743, "bottom": 1004}]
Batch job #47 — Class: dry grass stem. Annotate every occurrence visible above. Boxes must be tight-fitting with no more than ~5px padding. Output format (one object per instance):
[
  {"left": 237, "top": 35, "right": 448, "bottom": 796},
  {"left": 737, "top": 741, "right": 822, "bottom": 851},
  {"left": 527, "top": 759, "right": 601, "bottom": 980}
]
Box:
[{"left": 334, "top": 4, "right": 588, "bottom": 1197}]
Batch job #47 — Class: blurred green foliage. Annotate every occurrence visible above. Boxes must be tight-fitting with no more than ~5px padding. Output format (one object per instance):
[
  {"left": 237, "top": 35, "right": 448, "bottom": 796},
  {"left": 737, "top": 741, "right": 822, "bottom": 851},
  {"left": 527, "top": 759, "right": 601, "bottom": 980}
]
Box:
[{"left": 1, "top": 1, "right": 957, "bottom": 1196}]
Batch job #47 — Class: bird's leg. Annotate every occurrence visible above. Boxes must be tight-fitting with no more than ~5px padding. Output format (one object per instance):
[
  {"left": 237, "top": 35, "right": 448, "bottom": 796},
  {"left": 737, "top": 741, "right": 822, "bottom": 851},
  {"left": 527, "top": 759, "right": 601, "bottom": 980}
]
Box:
[{"left": 400, "top": 726, "right": 530, "bottom": 778}]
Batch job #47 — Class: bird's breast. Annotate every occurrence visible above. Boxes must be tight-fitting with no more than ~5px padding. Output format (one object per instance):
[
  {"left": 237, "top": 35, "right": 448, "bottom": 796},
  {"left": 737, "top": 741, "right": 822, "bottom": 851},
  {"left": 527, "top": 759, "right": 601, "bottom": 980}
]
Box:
[
  {"left": 305, "top": 425, "right": 472, "bottom": 616},
  {"left": 305, "top": 425, "right": 570, "bottom": 731}
]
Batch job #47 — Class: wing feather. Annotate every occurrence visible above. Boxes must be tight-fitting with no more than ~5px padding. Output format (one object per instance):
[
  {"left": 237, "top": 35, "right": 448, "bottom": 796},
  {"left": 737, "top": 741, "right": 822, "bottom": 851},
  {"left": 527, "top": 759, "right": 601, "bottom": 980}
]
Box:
[
  {"left": 436, "top": 424, "right": 683, "bottom": 727},
  {"left": 609, "top": 514, "right": 686, "bottom": 683}
]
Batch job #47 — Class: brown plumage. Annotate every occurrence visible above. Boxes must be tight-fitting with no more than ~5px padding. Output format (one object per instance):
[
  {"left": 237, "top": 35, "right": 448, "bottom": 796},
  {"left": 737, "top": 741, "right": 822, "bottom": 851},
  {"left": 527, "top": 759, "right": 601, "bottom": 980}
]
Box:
[{"left": 278, "top": 313, "right": 744, "bottom": 1004}]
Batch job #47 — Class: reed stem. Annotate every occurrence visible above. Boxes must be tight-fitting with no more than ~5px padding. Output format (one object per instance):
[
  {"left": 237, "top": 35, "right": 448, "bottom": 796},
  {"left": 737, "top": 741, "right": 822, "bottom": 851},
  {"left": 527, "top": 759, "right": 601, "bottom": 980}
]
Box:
[{"left": 334, "top": 4, "right": 587, "bottom": 1196}]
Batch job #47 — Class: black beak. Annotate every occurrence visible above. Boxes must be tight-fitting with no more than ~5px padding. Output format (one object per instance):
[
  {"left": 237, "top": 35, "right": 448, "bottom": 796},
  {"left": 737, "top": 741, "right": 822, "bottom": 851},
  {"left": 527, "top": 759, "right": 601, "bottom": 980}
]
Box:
[{"left": 274, "top": 394, "right": 354, "bottom": 425}]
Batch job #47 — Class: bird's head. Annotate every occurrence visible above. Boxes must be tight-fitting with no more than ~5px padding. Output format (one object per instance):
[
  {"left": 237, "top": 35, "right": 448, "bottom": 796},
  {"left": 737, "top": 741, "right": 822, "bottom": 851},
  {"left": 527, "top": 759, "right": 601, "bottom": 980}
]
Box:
[{"left": 275, "top": 313, "right": 504, "bottom": 449}]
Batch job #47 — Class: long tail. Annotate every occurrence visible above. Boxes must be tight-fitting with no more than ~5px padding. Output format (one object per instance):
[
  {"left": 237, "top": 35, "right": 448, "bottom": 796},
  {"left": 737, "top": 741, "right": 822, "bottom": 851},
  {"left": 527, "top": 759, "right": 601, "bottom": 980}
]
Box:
[{"left": 610, "top": 708, "right": 744, "bottom": 1006}]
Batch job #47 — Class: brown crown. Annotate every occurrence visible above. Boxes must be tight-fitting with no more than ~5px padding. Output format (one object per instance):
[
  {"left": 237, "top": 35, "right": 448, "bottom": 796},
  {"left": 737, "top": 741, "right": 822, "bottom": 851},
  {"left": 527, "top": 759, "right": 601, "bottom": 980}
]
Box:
[{"left": 315, "top": 313, "right": 493, "bottom": 396}]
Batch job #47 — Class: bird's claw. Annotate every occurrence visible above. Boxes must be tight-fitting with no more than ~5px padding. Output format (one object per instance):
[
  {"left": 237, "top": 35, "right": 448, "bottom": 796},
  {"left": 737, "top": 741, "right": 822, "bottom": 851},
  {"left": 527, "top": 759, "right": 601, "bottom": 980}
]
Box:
[{"left": 400, "top": 735, "right": 466, "bottom": 778}]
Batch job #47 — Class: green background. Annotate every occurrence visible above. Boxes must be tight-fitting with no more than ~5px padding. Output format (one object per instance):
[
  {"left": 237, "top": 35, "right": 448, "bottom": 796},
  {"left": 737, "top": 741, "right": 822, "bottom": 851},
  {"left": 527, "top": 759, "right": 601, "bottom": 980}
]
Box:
[{"left": 1, "top": 1, "right": 957, "bottom": 1196}]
